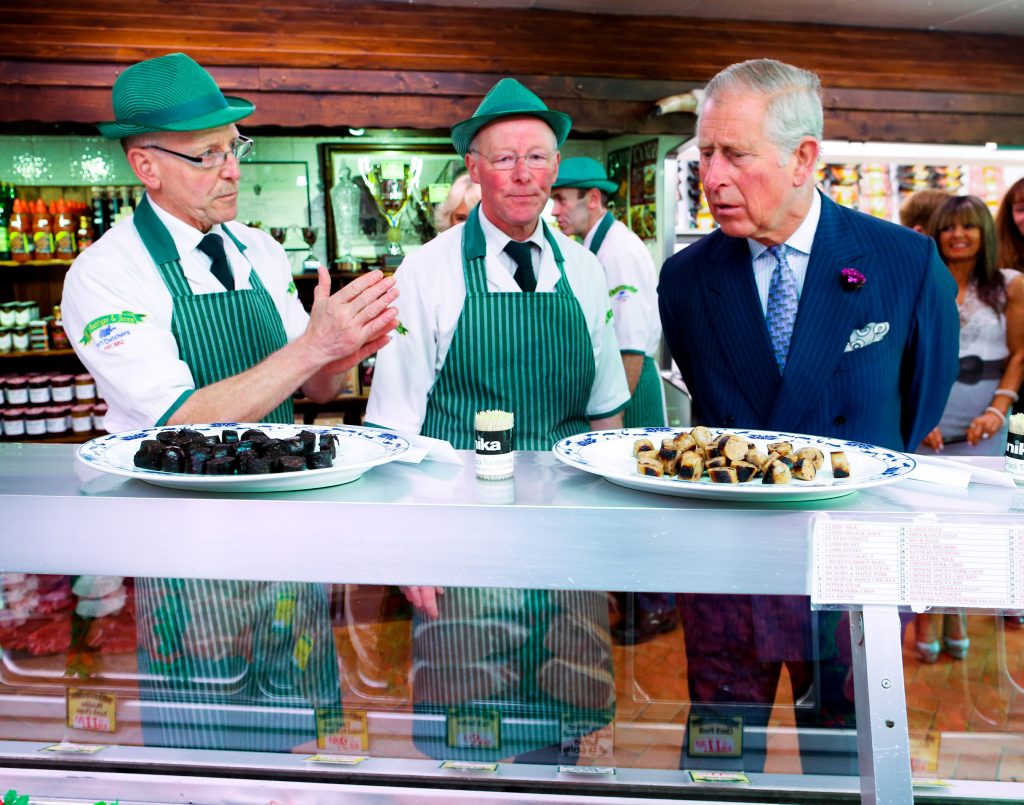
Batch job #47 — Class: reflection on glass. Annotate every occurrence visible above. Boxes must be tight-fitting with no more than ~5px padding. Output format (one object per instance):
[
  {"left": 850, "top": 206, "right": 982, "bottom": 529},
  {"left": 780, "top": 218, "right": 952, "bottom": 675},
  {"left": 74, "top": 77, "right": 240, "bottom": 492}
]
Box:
[{"left": 1, "top": 575, "right": 1023, "bottom": 786}]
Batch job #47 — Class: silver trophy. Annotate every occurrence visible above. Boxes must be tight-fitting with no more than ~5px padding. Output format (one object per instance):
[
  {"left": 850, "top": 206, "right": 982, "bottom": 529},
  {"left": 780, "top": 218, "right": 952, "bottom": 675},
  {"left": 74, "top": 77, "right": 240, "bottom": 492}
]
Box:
[{"left": 358, "top": 156, "right": 422, "bottom": 270}]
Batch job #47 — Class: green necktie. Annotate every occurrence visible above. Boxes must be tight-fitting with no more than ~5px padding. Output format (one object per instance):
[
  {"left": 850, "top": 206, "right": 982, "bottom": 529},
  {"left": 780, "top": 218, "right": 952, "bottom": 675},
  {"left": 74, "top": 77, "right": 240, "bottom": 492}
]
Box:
[{"left": 504, "top": 239, "right": 536, "bottom": 292}]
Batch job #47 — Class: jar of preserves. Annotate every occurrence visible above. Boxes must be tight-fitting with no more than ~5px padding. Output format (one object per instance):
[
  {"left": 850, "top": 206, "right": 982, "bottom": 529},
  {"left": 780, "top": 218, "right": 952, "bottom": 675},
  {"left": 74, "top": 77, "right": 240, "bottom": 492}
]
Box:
[
  {"left": 0, "top": 326, "right": 11, "bottom": 354},
  {"left": 23, "top": 406, "right": 46, "bottom": 436},
  {"left": 45, "top": 405, "right": 68, "bottom": 434},
  {"left": 74, "top": 373, "right": 96, "bottom": 402},
  {"left": 27, "top": 375, "right": 51, "bottom": 404},
  {"left": 2, "top": 407, "right": 26, "bottom": 438},
  {"left": 50, "top": 373, "right": 74, "bottom": 402},
  {"left": 71, "top": 403, "right": 93, "bottom": 433},
  {"left": 4, "top": 375, "right": 28, "bottom": 405},
  {"left": 91, "top": 401, "right": 107, "bottom": 432},
  {"left": 0, "top": 302, "right": 15, "bottom": 328},
  {"left": 11, "top": 325, "right": 28, "bottom": 352}
]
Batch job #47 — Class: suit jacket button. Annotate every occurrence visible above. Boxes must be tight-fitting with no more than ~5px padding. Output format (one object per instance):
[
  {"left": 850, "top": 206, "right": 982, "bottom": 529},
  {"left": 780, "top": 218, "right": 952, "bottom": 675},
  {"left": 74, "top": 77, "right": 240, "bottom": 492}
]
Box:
[{"left": 834, "top": 415, "right": 847, "bottom": 426}]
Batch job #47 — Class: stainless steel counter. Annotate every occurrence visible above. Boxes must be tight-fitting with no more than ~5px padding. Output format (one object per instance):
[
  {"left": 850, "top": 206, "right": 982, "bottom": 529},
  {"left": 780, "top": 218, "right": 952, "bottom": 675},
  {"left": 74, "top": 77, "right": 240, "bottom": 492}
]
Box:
[{"left": 2, "top": 442, "right": 1020, "bottom": 592}]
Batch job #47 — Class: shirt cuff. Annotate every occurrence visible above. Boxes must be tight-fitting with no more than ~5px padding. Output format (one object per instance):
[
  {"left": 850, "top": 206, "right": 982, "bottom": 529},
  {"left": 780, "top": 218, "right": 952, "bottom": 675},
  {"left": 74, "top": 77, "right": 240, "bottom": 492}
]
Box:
[{"left": 156, "top": 389, "right": 195, "bottom": 427}]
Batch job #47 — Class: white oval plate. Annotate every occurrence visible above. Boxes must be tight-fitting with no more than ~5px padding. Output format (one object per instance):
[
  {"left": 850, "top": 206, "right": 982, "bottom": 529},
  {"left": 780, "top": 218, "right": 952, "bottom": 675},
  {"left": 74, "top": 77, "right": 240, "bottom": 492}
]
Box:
[
  {"left": 76, "top": 423, "right": 410, "bottom": 493},
  {"left": 552, "top": 427, "right": 916, "bottom": 502}
]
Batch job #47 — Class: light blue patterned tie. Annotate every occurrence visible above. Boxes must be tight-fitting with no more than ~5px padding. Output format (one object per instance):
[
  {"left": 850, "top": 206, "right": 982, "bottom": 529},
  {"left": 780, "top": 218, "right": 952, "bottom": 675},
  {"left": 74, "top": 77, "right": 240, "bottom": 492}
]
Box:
[{"left": 766, "top": 244, "right": 798, "bottom": 373}]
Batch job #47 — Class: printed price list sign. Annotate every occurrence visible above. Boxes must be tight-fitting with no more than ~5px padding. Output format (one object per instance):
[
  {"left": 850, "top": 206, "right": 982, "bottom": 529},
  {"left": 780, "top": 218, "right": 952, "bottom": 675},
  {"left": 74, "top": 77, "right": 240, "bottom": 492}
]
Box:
[{"left": 811, "top": 516, "right": 1024, "bottom": 609}]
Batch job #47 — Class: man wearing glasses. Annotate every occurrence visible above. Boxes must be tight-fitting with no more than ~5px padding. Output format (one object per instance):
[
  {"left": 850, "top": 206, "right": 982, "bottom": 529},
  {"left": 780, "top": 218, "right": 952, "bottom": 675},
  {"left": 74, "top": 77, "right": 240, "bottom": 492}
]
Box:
[
  {"left": 60, "top": 52, "right": 398, "bottom": 753},
  {"left": 367, "top": 78, "right": 627, "bottom": 456},
  {"left": 365, "top": 78, "right": 628, "bottom": 765},
  {"left": 63, "top": 52, "right": 397, "bottom": 433}
]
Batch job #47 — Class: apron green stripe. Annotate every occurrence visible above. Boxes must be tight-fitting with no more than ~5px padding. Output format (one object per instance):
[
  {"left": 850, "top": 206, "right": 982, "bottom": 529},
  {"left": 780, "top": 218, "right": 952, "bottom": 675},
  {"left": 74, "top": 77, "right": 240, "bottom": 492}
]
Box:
[
  {"left": 132, "top": 202, "right": 332, "bottom": 752},
  {"left": 623, "top": 354, "right": 667, "bottom": 428}
]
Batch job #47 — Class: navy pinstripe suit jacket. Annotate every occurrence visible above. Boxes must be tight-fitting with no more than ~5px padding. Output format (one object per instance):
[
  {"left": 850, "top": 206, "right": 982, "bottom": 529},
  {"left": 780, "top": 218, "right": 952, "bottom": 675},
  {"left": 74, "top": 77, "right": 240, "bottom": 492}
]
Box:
[{"left": 659, "top": 193, "right": 959, "bottom": 452}]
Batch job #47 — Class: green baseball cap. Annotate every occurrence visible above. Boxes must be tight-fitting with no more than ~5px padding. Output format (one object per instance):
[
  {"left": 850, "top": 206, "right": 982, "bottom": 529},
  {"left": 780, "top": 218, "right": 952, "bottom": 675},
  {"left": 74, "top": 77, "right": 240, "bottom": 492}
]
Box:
[
  {"left": 451, "top": 78, "right": 572, "bottom": 157},
  {"left": 553, "top": 157, "right": 618, "bottom": 194},
  {"left": 97, "top": 52, "right": 255, "bottom": 139}
]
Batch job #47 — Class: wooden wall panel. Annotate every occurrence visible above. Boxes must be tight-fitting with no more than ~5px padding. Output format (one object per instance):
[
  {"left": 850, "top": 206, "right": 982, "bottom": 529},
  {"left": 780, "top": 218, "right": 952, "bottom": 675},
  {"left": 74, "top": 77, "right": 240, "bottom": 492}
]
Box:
[{"left": 0, "top": 0, "right": 1022, "bottom": 143}]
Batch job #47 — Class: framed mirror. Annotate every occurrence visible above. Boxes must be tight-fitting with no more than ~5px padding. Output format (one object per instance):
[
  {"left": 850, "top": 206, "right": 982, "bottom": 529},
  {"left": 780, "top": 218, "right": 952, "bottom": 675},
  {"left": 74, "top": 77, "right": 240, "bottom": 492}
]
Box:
[
  {"left": 319, "top": 143, "right": 465, "bottom": 272},
  {"left": 236, "top": 161, "right": 312, "bottom": 252}
]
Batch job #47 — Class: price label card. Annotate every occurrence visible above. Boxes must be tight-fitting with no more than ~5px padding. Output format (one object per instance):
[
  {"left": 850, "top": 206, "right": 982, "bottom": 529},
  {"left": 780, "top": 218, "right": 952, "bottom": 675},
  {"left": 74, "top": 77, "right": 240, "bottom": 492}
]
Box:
[
  {"left": 687, "top": 715, "right": 742, "bottom": 758},
  {"left": 41, "top": 742, "right": 106, "bottom": 754},
  {"left": 912, "top": 779, "right": 953, "bottom": 788},
  {"left": 446, "top": 707, "right": 500, "bottom": 750},
  {"left": 316, "top": 708, "right": 369, "bottom": 753},
  {"left": 440, "top": 760, "right": 498, "bottom": 772},
  {"left": 909, "top": 731, "right": 940, "bottom": 774},
  {"left": 66, "top": 689, "right": 116, "bottom": 733},
  {"left": 558, "top": 765, "right": 615, "bottom": 776},
  {"left": 304, "top": 753, "right": 368, "bottom": 765},
  {"left": 560, "top": 716, "right": 614, "bottom": 759},
  {"left": 690, "top": 771, "right": 751, "bottom": 784}
]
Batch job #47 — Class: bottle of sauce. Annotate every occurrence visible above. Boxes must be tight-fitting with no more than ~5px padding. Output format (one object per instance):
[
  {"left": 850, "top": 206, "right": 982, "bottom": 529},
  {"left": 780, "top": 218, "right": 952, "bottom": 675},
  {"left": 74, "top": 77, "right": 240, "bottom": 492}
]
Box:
[
  {"left": 9, "top": 198, "right": 31, "bottom": 263},
  {"left": 0, "top": 181, "right": 10, "bottom": 260},
  {"left": 32, "top": 199, "right": 53, "bottom": 260},
  {"left": 90, "top": 187, "right": 107, "bottom": 238},
  {"left": 50, "top": 306, "right": 71, "bottom": 351},
  {"left": 76, "top": 214, "right": 94, "bottom": 253},
  {"left": 53, "top": 199, "right": 76, "bottom": 259}
]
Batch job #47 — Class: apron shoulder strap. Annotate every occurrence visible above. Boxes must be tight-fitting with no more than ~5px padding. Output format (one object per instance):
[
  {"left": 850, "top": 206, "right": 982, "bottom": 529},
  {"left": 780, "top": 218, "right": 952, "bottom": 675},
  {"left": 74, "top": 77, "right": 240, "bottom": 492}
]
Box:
[
  {"left": 461, "top": 205, "right": 489, "bottom": 295},
  {"left": 133, "top": 194, "right": 192, "bottom": 297},
  {"left": 588, "top": 212, "right": 615, "bottom": 256}
]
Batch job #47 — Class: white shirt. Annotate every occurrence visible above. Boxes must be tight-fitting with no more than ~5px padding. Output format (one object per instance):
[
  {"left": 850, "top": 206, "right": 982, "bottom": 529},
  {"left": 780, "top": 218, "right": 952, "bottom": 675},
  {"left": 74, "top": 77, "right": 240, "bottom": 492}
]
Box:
[
  {"left": 584, "top": 216, "right": 662, "bottom": 358},
  {"left": 747, "top": 189, "right": 821, "bottom": 315},
  {"left": 62, "top": 198, "right": 309, "bottom": 433},
  {"left": 365, "top": 207, "right": 629, "bottom": 437}
]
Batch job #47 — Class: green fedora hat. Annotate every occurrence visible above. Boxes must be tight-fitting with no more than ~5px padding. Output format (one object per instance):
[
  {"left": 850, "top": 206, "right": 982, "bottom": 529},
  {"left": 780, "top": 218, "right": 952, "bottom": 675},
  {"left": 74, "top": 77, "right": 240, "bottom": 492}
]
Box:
[
  {"left": 451, "top": 78, "right": 572, "bottom": 157},
  {"left": 97, "top": 52, "right": 254, "bottom": 139},
  {"left": 553, "top": 157, "right": 618, "bottom": 194}
]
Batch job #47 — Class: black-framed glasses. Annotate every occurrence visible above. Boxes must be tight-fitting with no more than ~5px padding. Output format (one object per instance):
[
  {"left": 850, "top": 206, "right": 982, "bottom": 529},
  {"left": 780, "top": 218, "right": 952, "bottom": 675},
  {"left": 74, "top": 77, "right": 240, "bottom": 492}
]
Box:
[{"left": 142, "top": 135, "right": 253, "bottom": 169}]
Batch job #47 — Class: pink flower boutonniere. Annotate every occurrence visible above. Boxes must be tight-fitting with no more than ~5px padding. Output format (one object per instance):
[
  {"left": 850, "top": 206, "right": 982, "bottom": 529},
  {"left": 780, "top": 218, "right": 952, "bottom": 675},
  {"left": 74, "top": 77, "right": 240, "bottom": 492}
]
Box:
[{"left": 839, "top": 267, "right": 867, "bottom": 291}]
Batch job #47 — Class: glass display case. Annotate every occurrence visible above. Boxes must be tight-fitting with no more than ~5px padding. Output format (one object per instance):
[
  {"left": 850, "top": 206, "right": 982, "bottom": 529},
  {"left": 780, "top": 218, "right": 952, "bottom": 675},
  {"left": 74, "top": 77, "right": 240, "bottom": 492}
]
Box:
[{"left": 2, "top": 442, "right": 1023, "bottom": 804}]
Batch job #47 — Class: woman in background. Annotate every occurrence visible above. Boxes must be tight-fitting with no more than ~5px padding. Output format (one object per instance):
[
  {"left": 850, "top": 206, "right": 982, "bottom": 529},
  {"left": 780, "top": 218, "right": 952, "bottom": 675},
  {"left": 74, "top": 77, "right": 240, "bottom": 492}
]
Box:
[
  {"left": 916, "top": 194, "right": 1024, "bottom": 662},
  {"left": 433, "top": 173, "right": 480, "bottom": 233},
  {"left": 995, "top": 177, "right": 1024, "bottom": 416},
  {"left": 995, "top": 176, "right": 1024, "bottom": 273}
]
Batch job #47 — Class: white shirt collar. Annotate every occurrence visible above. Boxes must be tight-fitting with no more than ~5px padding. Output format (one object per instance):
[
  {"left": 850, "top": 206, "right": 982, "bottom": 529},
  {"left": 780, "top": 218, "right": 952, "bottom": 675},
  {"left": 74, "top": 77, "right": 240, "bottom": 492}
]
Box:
[
  {"left": 746, "top": 188, "right": 821, "bottom": 260},
  {"left": 478, "top": 206, "right": 546, "bottom": 256},
  {"left": 147, "top": 196, "right": 227, "bottom": 256}
]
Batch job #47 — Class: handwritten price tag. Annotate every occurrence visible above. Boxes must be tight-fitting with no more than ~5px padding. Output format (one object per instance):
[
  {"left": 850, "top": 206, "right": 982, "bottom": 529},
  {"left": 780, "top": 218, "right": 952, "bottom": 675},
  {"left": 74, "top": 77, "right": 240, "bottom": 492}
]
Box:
[{"left": 66, "top": 689, "right": 116, "bottom": 733}]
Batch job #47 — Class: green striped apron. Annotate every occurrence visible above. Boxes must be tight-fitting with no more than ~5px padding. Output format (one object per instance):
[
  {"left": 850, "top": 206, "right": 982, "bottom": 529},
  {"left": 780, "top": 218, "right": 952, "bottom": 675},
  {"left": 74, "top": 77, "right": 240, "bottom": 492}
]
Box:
[
  {"left": 413, "top": 206, "right": 613, "bottom": 761},
  {"left": 132, "top": 195, "right": 339, "bottom": 751},
  {"left": 590, "top": 212, "right": 666, "bottom": 429}
]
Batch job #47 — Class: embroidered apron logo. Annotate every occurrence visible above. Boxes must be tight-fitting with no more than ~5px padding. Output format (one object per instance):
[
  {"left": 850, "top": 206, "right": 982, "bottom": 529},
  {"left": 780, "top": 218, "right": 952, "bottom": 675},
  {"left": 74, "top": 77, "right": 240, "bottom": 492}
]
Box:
[
  {"left": 287, "top": 280, "right": 297, "bottom": 295},
  {"left": 80, "top": 311, "right": 147, "bottom": 348},
  {"left": 608, "top": 284, "right": 638, "bottom": 298},
  {"left": 605, "top": 309, "right": 614, "bottom": 324},
  {"left": 395, "top": 321, "right": 409, "bottom": 336}
]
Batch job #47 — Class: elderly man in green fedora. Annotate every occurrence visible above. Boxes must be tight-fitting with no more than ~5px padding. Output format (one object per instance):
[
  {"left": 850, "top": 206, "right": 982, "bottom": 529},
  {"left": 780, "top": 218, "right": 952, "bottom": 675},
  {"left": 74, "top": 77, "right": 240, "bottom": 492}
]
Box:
[
  {"left": 64, "top": 52, "right": 397, "bottom": 434},
  {"left": 61, "top": 52, "right": 399, "bottom": 753},
  {"left": 366, "top": 78, "right": 628, "bottom": 764},
  {"left": 551, "top": 158, "right": 676, "bottom": 647}
]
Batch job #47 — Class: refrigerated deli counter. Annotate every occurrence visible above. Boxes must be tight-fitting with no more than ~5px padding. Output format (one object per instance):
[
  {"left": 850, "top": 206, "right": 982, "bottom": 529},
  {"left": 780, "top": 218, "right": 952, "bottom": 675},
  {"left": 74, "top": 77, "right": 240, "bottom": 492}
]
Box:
[{"left": 2, "top": 439, "right": 1024, "bottom": 804}]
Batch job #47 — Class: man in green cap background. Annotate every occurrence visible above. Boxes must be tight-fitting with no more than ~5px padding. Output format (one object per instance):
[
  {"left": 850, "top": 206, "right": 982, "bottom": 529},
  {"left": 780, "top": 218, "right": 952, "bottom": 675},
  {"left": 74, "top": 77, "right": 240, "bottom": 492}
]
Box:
[
  {"left": 551, "top": 157, "right": 678, "bottom": 647},
  {"left": 61, "top": 52, "right": 399, "bottom": 753},
  {"left": 63, "top": 52, "right": 397, "bottom": 434},
  {"left": 365, "top": 77, "right": 628, "bottom": 764}
]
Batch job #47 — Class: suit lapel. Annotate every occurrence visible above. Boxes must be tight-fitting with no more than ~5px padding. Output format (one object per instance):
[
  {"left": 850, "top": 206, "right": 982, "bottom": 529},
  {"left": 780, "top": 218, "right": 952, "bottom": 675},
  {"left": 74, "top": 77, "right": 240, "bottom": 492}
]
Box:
[
  {"left": 767, "top": 196, "right": 866, "bottom": 430},
  {"left": 704, "top": 234, "right": 781, "bottom": 423}
]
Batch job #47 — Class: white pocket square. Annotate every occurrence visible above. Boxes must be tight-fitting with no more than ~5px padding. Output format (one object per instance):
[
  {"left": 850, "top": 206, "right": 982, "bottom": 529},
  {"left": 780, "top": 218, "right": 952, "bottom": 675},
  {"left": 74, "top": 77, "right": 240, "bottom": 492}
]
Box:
[{"left": 845, "top": 322, "right": 889, "bottom": 352}]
